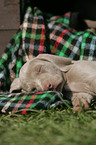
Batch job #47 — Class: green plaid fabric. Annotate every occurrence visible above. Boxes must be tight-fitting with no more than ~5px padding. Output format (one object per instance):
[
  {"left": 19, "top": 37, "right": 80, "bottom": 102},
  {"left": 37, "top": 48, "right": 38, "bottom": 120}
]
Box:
[
  {"left": 48, "top": 16, "right": 96, "bottom": 60},
  {"left": 0, "top": 91, "right": 70, "bottom": 114},
  {"left": 0, "top": 6, "right": 96, "bottom": 114}
]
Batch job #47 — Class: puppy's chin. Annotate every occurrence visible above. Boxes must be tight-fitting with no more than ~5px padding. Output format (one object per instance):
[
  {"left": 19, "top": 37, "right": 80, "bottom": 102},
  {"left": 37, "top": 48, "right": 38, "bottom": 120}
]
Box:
[{"left": 54, "top": 80, "right": 65, "bottom": 92}]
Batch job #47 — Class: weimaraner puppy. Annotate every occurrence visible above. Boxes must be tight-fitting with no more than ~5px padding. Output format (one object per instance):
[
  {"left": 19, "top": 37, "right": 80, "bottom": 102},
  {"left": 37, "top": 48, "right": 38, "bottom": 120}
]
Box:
[{"left": 10, "top": 54, "right": 96, "bottom": 111}]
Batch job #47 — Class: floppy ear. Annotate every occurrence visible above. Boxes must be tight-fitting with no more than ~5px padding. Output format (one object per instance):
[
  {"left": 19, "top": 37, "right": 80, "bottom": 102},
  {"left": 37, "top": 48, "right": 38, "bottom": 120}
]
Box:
[
  {"left": 10, "top": 78, "right": 21, "bottom": 93},
  {"left": 37, "top": 54, "right": 72, "bottom": 72}
]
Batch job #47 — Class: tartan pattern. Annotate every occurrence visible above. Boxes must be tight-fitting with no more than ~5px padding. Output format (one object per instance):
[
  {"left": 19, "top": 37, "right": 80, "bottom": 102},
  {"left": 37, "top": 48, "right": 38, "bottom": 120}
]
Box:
[
  {"left": 0, "top": 6, "right": 96, "bottom": 114},
  {"left": 48, "top": 19, "right": 96, "bottom": 60},
  {"left": 22, "top": 7, "right": 47, "bottom": 58},
  {"left": 0, "top": 91, "right": 70, "bottom": 114}
]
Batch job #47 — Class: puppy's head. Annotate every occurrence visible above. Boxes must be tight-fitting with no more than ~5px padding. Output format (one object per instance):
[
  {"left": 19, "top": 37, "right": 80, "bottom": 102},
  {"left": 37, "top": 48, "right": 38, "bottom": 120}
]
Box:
[{"left": 10, "top": 54, "right": 72, "bottom": 93}]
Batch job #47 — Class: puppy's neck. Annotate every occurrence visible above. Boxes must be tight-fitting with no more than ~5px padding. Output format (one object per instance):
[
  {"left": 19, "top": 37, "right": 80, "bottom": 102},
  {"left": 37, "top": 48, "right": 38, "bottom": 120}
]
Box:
[{"left": 62, "top": 72, "right": 72, "bottom": 101}]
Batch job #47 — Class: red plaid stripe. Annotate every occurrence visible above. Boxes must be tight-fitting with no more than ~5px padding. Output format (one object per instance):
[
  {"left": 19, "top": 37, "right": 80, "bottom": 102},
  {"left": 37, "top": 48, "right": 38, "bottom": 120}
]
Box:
[
  {"left": 21, "top": 95, "right": 36, "bottom": 114},
  {"left": 51, "top": 29, "right": 69, "bottom": 54},
  {"left": 39, "top": 23, "right": 45, "bottom": 53}
]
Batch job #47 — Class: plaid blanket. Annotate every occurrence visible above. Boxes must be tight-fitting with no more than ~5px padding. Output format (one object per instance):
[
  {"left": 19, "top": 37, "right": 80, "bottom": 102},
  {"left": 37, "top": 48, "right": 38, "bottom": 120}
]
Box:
[{"left": 0, "top": 6, "right": 96, "bottom": 114}]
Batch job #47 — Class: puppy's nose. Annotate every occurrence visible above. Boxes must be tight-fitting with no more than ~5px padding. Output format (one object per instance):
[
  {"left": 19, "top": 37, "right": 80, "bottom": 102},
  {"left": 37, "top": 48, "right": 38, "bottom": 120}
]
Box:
[{"left": 47, "top": 83, "right": 53, "bottom": 90}]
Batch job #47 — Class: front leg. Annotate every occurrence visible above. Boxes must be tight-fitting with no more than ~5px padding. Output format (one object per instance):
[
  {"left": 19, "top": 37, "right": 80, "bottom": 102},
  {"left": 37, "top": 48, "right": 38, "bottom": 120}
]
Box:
[{"left": 72, "top": 93, "right": 93, "bottom": 111}]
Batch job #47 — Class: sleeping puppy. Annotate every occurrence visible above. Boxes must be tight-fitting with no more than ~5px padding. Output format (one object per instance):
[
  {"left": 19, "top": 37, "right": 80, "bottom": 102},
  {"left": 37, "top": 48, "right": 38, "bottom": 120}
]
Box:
[{"left": 10, "top": 54, "right": 96, "bottom": 111}]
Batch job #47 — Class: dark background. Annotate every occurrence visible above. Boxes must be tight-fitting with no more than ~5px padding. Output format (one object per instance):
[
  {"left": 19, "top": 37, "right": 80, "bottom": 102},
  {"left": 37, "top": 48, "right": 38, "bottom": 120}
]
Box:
[
  {"left": 1, "top": 0, "right": 96, "bottom": 58},
  {"left": 21, "top": 0, "right": 96, "bottom": 21}
]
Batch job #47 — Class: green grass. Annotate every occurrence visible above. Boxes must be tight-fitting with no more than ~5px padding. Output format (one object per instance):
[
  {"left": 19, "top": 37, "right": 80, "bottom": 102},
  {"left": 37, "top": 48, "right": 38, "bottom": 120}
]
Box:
[{"left": 0, "top": 109, "right": 96, "bottom": 145}]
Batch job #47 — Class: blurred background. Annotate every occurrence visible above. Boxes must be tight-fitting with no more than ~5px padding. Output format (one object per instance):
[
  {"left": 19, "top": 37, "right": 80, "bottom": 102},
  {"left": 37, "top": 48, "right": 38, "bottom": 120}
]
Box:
[{"left": 0, "top": 0, "right": 20, "bottom": 57}]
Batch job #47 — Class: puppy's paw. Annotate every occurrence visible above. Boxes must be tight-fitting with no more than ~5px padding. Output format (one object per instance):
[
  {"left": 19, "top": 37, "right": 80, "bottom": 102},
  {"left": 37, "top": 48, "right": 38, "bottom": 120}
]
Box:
[{"left": 72, "top": 93, "right": 93, "bottom": 112}]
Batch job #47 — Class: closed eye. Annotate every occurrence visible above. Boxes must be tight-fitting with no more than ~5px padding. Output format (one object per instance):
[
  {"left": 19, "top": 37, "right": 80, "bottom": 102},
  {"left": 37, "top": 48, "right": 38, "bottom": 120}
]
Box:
[
  {"left": 38, "top": 66, "right": 43, "bottom": 73},
  {"left": 36, "top": 65, "right": 45, "bottom": 74}
]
